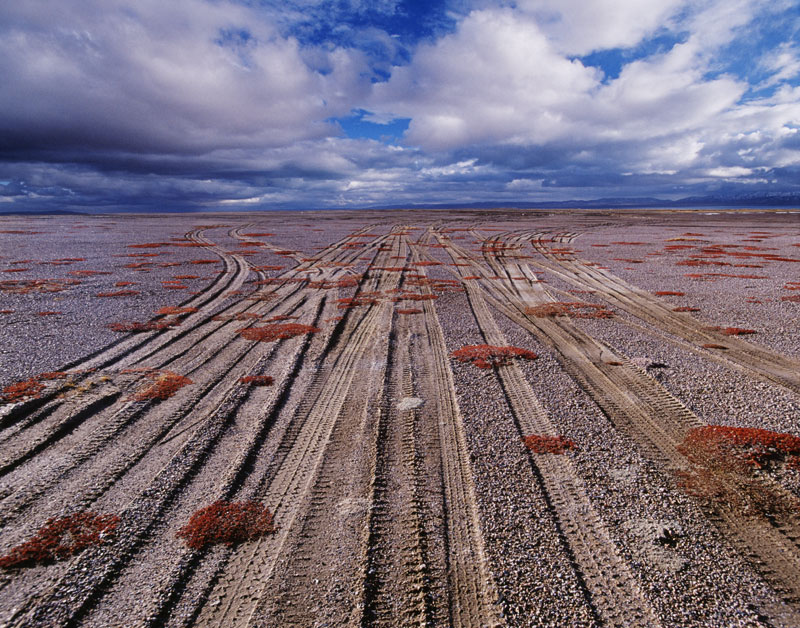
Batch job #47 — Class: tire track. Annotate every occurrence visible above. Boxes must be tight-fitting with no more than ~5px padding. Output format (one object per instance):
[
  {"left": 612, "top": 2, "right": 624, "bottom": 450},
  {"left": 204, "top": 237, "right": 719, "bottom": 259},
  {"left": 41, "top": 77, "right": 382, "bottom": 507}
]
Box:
[
  {"left": 0, "top": 229, "right": 388, "bottom": 622},
  {"left": 406, "top": 250, "right": 501, "bottom": 628},
  {"left": 432, "top": 236, "right": 660, "bottom": 628},
  {"left": 191, "top": 229, "right": 408, "bottom": 627},
  {"left": 529, "top": 234, "right": 800, "bottom": 396},
  {"left": 360, "top": 313, "right": 436, "bottom": 627},
  {"left": 440, "top": 232, "right": 800, "bottom": 625}
]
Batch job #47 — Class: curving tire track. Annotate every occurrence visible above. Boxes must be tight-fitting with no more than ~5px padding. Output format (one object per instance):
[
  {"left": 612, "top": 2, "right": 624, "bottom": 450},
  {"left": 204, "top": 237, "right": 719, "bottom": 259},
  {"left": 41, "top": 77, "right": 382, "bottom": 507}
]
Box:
[
  {"left": 529, "top": 234, "right": 800, "bottom": 396},
  {"left": 191, "top": 229, "right": 408, "bottom": 628}
]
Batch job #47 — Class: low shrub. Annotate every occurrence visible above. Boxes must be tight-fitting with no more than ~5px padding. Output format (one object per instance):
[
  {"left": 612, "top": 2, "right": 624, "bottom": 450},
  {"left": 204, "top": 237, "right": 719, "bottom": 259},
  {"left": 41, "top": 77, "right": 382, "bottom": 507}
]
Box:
[
  {"left": 176, "top": 501, "right": 276, "bottom": 549},
  {"left": 108, "top": 320, "right": 176, "bottom": 333},
  {"left": 96, "top": 290, "right": 140, "bottom": 297},
  {"left": 239, "top": 375, "right": 274, "bottom": 386},
  {"left": 525, "top": 301, "right": 614, "bottom": 319},
  {"left": 451, "top": 345, "right": 537, "bottom": 369},
  {"left": 237, "top": 323, "right": 320, "bottom": 343},
  {"left": 522, "top": 434, "right": 578, "bottom": 454},
  {"left": 156, "top": 306, "right": 198, "bottom": 316},
  {"left": 0, "top": 512, "right": 119, "bottom": 569},
  {"left": 133, "top": 371, "right": 192, "bottom": 401},
  {"left": 677, "top": 426, "right": 800, "bottom": 515},
  {"left": 2, "top": 378, "right": 44, "bottom": 403}
]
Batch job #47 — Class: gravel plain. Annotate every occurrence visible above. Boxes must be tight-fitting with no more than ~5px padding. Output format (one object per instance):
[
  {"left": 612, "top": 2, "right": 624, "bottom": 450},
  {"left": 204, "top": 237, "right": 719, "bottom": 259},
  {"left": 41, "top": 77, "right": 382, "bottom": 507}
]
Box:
[{"left": 0, "top": 208, "right": 799, "bottom": 627}]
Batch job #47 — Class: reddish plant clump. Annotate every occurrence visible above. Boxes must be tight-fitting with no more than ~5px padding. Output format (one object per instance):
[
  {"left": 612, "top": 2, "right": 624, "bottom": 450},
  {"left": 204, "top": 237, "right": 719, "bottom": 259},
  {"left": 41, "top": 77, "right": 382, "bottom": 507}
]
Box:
[
  {"left": 96, "top": 290, "right": 140, "bottom": 297},
  {"left": 396, "top": 308, "right": 423, "bottom": 315},
  {"left": 708, "top": 327, "right": 757, "bottom": 336},
  {"left": 654, "top": 291, "right": 685, "bottom": 296},
  {"left": 237, "top": 323, "right": 320, "bottom": 343},
  {"left": 451, "top": 345, "right": 538, "bottom": 369},
  {"left": 239, "top": 375, "right": 274, "bottom": 386},
  {"left": 108, "top": 320, "right": 176, "bottom": 333},
  {"left": 673, "top": 306, "right": 700, "bottom": 312},
  {"left": 676, "top": 426, "right": 800, "bottom": 515},
  {"left": 176, "top": 501, "right": 276, "bottom": 550},
  {"left": 2, "top": 378, "right": 45, "bottom": 403},
  {"left": 681, "top": 426, "right": 800, "bottom": 470},
  {"left": 0, "top": 512, "right": 120, "bottom": 569},
  {"left": 37, "top": 311, "right": 61, "bottom": 316},
  {"left": 132, "top": 371, "right": 192, "bottom": 401},
  {"left": 526, "top": 301, "right": 614, "bottom": 319},
  {"left": 156, "top": 306, "right": 198, "bottom": 316},
  {"left": 522, "top": 434, "right": 578, "bottom": 454}
]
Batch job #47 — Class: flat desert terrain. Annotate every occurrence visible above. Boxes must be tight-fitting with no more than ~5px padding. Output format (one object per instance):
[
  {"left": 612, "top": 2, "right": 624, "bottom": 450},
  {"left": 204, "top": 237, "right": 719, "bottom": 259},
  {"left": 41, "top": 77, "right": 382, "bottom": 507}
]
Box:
[{"left": 0, "top": 208, "right": 799, "bottom": 627}]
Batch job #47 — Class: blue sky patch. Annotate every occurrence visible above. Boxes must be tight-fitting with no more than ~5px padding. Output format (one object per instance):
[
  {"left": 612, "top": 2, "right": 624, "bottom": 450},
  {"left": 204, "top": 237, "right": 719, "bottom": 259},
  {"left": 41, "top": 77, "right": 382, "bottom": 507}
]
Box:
[{"left": 332, "top": 109, "right": 410, "bottom": 143}]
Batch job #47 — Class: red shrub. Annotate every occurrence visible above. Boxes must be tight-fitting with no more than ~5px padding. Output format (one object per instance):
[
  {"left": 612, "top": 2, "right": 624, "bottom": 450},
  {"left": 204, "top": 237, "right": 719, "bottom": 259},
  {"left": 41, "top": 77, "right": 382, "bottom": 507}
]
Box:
[
  {"left": 239, "top": 375, "right": 274, "bottom": 386},
  {"left": 2, "top": 378, "right": 45, "bottom": 403},
  {"left": 396, "top": 308, "right": 422, "bottom": 315},
  {"left": 0, "top": 512, "right": 119, "bottom": 569},
  {"left": 522, "top": 434, "right": 578, "bottom": 454},
  {"left": 132, "top": 371, "right": 192, "bottom": 401},
  {"left": 702, "top": 343, "right": 728, "bottom": 349},
  {"left": 681, "top": 426, "right": 800, "bottom": 471},
  {"left": 96, "top": 290, "right": 140, "bottom": 297},
  {"left": 654, "top": 291, "right": 685, "bottom": 296},
  {"left": 672, "top": 306, "right": 700, "bottom": 312},
  {"left": 37, "top": 311, "right": 61, "bottom": 316},
  {"left": 782, "top": 295, "right": 800, "bottom": 302},
  {"left": 712, "top": 327, "right": 756, "bottom": 336},
  {"left": 39, "top": 371, "right": 67, "bottom": 380},
  {"left": 176, "top": 501, "right": 276, "bottom": 549},
  {"left": 451, "top": 345, "right": 538, "bottom": 369},
  {"left": 108, "top": 320, "right": 176, "bottom": 333},
  {"left": 526, "top": 301, "right": 614, "bottom": 319},
  {"left": 156, "top": 306, "right": 198, "bottom": 316},
  {"left": 676, "top": 426, "right": 800, "bottom": 515},
  {"left": 237, "top": 323, "right": 320, "bottom": 343}
]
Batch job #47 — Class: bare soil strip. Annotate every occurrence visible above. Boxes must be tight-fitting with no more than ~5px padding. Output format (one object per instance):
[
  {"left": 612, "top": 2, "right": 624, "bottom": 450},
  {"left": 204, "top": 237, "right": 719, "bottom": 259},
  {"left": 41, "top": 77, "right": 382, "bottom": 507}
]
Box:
[{"left": 415, "top": 291, "right": 501, "bottom": 628}]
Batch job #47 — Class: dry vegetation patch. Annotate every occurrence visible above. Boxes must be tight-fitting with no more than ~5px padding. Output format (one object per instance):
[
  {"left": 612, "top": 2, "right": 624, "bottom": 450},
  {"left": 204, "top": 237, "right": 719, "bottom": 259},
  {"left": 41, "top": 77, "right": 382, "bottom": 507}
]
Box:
[
  {"left": 451, "top": 344, "right": 538, "bottom": 369},
  {"left": 0, "top": 512, "right": 119, "bottom": 569},
  {"left": 176, "top": 501, "right": 276, "bottom": 549}
]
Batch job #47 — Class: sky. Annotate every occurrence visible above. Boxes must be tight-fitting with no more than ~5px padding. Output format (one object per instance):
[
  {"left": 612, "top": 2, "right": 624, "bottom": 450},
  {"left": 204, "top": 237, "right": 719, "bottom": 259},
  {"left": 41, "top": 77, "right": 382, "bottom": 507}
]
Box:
[{"left": 0, "top": 0, "right": 799, "bottom": 212}]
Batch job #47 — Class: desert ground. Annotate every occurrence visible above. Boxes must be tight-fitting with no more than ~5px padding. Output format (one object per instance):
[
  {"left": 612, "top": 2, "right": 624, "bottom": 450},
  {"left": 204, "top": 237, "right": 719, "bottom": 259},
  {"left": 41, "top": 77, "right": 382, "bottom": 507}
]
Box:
[{"left": 0, "top": 208, "right": 799, "bottom": 627}]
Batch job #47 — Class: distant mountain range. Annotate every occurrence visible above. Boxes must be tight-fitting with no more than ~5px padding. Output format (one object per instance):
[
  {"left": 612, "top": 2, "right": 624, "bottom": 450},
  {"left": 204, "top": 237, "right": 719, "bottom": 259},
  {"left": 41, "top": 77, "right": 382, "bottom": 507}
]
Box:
[
  {"left": 0, "top": 192, "right": 798, "bottom": 214},
  {"left": 372, "top": 192, "right": 800, "bottom": 210}
]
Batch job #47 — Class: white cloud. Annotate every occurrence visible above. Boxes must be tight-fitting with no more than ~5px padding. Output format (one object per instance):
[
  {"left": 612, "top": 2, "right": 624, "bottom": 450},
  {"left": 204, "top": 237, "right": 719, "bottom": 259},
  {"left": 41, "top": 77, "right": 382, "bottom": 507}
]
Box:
[
  {"left": 707, "top": 166, "right": 753, "bottom": 177},
  {"left": 371, "top": 9, "right": 599, "bottom": 150},
  {"left": 513, "top": 0, "right": 686, "bottom": 55},
  {"left": 0, "top": 0, "right": 362, "bottom": 153}
]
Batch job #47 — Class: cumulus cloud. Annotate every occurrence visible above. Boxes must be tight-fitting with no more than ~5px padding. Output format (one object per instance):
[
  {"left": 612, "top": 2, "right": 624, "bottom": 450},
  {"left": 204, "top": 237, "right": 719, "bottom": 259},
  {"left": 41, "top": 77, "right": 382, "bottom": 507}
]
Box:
[
  {"left": 0, "top": 0, "right": 798, "bottom": 212},
  {"left": 0, "top": 0, "right": 364, "bottom": 156}
]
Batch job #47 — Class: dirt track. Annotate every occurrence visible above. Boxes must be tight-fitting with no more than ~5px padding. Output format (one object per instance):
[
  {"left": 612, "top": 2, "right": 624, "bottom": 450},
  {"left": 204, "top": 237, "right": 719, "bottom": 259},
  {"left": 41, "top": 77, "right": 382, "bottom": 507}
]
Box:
[{"left": 0, "top": 208, "right": 799, "bottom": 627}]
